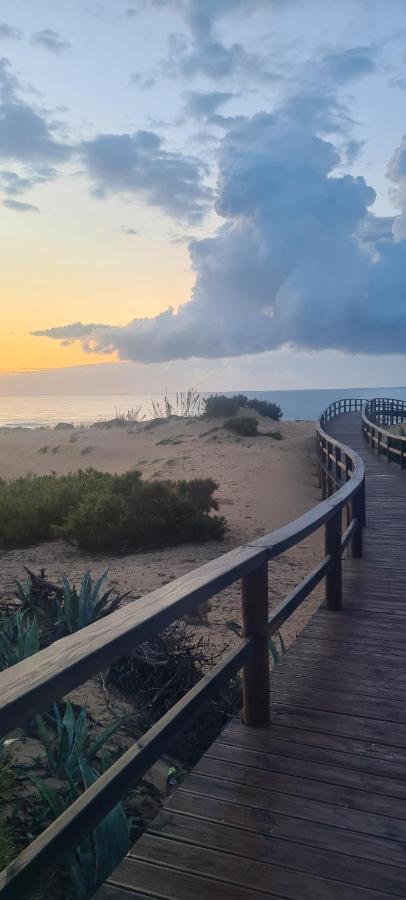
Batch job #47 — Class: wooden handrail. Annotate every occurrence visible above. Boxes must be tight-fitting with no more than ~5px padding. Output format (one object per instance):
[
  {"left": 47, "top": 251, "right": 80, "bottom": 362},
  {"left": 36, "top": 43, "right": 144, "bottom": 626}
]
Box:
[
  {"left": 362, "top": 398, "right": 406, "bottom": 468},
  {"left": 0, "top": 398, "right": 367, "bottom": 899}
]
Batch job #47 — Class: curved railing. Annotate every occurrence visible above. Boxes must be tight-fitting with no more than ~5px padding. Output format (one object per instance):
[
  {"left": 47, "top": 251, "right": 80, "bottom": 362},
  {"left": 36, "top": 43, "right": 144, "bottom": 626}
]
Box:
[
  {"left": 0, "top": 401, "right": 366, "bottom": 899},
  {"left": 362, "top": 398, "right": 406, "bottom": 467}
]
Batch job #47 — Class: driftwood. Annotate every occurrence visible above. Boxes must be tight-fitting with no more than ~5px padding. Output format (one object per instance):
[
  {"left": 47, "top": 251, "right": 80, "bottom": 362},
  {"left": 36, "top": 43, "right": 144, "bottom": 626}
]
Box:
[{"left": 24, "top": 567, "right": 64, "bottom": 597}]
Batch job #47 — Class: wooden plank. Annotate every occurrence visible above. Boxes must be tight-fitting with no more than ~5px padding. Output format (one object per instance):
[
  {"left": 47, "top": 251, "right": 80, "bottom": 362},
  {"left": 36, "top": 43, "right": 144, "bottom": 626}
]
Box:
[
  {"left": 96, "top": 888, "right": 151, "bottom": 900},
  {"left": 105, "top": 856, "right": 273, "bottom": 900},
  {"left": 167, "top": 791, "right": 406, "bottom": 870},
  {"left": 219, "top": 724, "right": 406, "bottom": 780},
  {"left": 269, "top": 704, "right": 406, "bottom": 749},
  {"left": 150, "top": 808, "right": 406, "bottom": 895},
  {"left": 131, "top": 833, "right": 395, "bottom": 900},
  {"left": 204, "top": 740, "right": 406, "bottom": 800},
  {"left": 194, "top": 756, "right": 406, "bottom": 819},
  {"left": 180, "top": 772, "right": 406, "bottom": 841}
]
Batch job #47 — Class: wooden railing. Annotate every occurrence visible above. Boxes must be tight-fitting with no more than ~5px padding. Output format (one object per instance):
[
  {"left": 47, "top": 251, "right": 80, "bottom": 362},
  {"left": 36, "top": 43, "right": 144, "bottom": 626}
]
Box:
[
  {"left": 362, "top": 398, "right": 406, "bottom": 467},
  {"left": 0, "top": 400, "right": 366, "bottom": 899}
]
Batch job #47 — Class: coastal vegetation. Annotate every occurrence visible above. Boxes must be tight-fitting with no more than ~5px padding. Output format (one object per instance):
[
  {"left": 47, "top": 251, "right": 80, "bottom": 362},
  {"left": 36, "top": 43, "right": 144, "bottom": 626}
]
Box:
[
  {"left": 0, "top": 567, "right": 241, "bottom": 899},
  {"left": 204, "top": 393, "right": 282, "bottom": 421},
  {"left": 223, "top": 416, "right": 258, "bottom": 436},
  {"left": 0, "top": 471, "right": 225, "bottom": 551}
]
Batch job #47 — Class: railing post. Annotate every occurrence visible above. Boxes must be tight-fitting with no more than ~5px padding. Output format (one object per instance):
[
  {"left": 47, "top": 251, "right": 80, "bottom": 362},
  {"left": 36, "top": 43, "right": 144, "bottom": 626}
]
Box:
[
  {"left": 325, "top": 508, "right": 342, "bottom": 610},
  {"left": 327, "top": 441, "right": 333, "bottom": 495},
  {"left": 241, "top": 560, "right": 270, "bottom": 728},
  {"left": 321, "top": 466, "right": 327, "bottom": 499},
  {"left": 335, "top": 445, "right": 341, "bottom": 485},
  {"left": 351, "top": 482, "right": 364, "bottom": 557}
]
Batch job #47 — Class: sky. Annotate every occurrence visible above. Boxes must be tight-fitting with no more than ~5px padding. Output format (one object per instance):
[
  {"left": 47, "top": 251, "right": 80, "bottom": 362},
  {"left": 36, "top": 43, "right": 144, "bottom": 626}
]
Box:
[{"left": 1, "top": 0, "right": 406, "bottom": 394}]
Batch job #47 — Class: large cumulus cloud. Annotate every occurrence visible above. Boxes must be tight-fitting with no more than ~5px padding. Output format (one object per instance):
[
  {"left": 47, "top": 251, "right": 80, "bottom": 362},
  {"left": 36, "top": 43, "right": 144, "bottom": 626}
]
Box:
[{"left": 33, "top": 83, "right": 406, "bottom": 361}]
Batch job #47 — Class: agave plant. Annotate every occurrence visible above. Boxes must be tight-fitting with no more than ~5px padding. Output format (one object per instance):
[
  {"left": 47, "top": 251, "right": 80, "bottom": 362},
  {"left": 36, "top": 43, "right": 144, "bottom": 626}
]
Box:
[
  {"left": 31, "top": 757, "right": 130, "bottom": 899},
  {"left": 0, "top": 611, "right": 40, "bottom": 671},
  {"left": 35, "top": 701, "right": 121, "bottom": 779},
  {"left": 268, "top": 630, "right": 286, "bottom": 665},
  {"left": 57, "top": 570, "right": 125, "bottom": 635}
]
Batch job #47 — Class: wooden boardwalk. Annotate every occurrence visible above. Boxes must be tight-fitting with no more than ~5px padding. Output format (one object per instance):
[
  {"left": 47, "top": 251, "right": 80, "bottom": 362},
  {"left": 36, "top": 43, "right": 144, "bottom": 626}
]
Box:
[
  {"left": 97, "top": 413, "right": 406, "bottom": 898},
  {"left": 97, "top": 413, "right": 406, "bottom": 900}
]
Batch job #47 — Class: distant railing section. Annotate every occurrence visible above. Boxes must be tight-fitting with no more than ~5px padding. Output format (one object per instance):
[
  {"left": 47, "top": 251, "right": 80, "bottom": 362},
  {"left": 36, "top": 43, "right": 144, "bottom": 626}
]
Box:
[
  {"left": 363, "top": 398, "right": 406, "bottom": 468},
  {"left": 0, "top": 400, "right": 366, "bottom": 899}
]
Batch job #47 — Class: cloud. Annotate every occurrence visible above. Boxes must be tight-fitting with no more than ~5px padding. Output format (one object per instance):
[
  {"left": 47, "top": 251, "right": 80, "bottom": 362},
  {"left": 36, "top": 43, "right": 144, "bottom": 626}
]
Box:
[
  {"left": 160, "top": 0, "right": 278, "bottom": 80},
  {"left": 118, "top": 224, "right": 138, "bottom": 234},
  {"left": 387, "top": 136, "right": 406, "bottom": 239},
  {"left": 0, "top": 23, "right": 23, "bottom": 41},
  {"left": 4, "top": 198, "right": 39, "bottom": 212},
  {"left": 0, "top": 167, "right": 57, "bottom": 196},
  {"left": 81, "top": 129, "right": 212, "bottom": 222},
  {"left": 35, "top": 66, "right": 406, "bottom": 362},
  {"left": 129, "top": 72, "right": 157, "bottom": 90},
  {"left": 0, "top": 58, "right": 72, "bottom": 164},
  {"left": 317, "top": 46, "right": 376, "bottom": 84},
  {"left": 184, "top": 90, "right": 235, "bottom": 118},
  {"left": 31, "top": 29, "right": 71, "bottom": 54}
]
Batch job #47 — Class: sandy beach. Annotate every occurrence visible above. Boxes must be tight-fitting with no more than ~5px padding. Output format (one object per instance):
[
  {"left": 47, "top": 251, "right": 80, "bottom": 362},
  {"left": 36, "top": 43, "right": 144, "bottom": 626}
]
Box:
[{"left": 0, "top": 412, "right": 323, "bottom": 653}]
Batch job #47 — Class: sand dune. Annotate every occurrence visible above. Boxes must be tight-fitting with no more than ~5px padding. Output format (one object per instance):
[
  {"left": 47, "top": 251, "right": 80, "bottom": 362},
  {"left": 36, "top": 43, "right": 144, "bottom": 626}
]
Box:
[{"left": 0, "top": 414, "right": 322, "bottom": 651}]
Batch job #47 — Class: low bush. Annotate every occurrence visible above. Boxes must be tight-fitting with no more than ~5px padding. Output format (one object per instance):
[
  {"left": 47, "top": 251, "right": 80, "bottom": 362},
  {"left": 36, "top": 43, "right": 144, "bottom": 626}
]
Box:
[
  {"left": 247, "top": 398, "right": 282, "bottom": 420},
  {"left": 223, "top": 416, "right": 258, "bottom": 436},
  {"left": 204, "top": 393, "right": 282, "bottom": 421},
  {"left": 0, "top": 470, "right": 225, "bottom": 551},
  {"left": 204, "top": 394, "right": 242, "bottom": 418}
]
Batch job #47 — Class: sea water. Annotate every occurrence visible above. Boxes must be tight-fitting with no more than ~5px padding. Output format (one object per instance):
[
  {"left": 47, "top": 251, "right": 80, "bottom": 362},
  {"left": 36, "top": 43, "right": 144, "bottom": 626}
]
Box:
[{"left": 1, "top": 387, "right": 406, "bottom": 428}]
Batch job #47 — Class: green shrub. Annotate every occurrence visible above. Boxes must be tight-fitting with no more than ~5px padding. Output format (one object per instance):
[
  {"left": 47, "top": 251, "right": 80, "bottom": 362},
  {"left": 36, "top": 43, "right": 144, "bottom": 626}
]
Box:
[
  {"left": 247, "top": 398, "right": 282, "bottom": 420},
  {"left": 0, "top": 470, "right": 225, "bottom": 551},
  {"left": 204, "top": 394, "right": 244, "bottom": 417},
  {"left": 223, "top": 416, "right": 258, "bottom": 436},
  {"left": 0, "top": 470, "right": 108, "bottom": 547},
  {"left": 204, "top": 394, "right": 282, "bottom": 421},
  {"left": 59, "top": 471, "right": 224, "bottom": 552}
]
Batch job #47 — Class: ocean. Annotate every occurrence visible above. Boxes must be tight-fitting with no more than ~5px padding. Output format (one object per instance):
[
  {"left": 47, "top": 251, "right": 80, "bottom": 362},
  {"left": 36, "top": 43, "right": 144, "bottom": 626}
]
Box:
[{"left": 1, "top": 387, "right": 406, "bottom": 428}]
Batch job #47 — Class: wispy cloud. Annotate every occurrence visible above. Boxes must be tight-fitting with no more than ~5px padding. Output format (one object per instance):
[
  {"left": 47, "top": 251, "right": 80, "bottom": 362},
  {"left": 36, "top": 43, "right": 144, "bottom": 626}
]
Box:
[
  {"left": 4, "top": 197, "right": 39, "bottom": 212},
  {"left": 118, "top": 224, "right": 138, "bottom": 235},
  {"left": 31, "top": 29, "right": 71, "bottom": 54},
  {"left": 0, "top": 23, "right": 23, "bottom": 41},
  {"left": 129, "top": 72, "right": 157, "bottom": 90}
]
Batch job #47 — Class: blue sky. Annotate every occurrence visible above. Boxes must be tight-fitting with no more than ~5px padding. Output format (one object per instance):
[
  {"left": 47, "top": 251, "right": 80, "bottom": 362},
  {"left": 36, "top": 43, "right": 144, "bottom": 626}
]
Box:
[{"left": 1, "top": 0, "right": 406, "bottom": 392}]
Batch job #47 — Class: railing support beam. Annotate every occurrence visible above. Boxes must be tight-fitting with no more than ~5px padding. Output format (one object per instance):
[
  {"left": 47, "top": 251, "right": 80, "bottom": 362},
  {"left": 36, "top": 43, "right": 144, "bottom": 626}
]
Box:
[
  {"left": 242, "top": 561, "right": 270, "bottom": 727},
  {"left": 325, "top": 509, "right": 342, "bottom": 610},
  {"left": 351, "top": 484, "right": 364, "bottom": 558}
]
